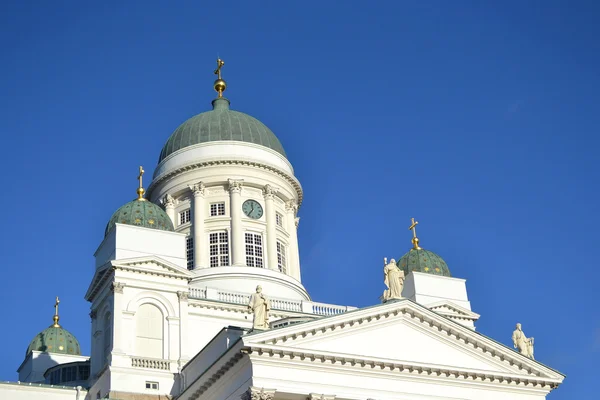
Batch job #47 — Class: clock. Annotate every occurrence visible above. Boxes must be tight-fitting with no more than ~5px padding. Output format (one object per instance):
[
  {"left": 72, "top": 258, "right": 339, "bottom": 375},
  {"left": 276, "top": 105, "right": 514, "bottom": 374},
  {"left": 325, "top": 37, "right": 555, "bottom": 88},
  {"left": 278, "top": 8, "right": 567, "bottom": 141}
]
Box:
[{"left": 242, "top": 199, "right": 263, "bottom": 219}]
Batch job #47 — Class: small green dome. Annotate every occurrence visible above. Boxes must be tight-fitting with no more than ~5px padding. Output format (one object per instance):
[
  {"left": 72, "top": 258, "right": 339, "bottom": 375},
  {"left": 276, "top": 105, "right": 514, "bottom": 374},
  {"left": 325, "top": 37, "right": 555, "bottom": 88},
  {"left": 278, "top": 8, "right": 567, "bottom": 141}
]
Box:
[
  {"left": 158, "top": 98, "right": 286, "bottom": 162},
  {"left": 27, "top": 326, "right": 81, "bottom": 356},
  {"left": 397, "top": 248, "right": 451, "bottom": 277},
  {"left": 105, "top": 199, "right": 174, "bottom": 237}
]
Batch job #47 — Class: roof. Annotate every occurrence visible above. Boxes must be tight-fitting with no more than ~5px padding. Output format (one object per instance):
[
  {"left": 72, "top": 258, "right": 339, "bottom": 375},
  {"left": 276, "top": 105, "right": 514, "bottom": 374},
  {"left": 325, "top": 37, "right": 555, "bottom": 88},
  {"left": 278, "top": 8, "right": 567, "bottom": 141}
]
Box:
[{"left": 158, "top": 98, "right": 286, "bottom": 162}]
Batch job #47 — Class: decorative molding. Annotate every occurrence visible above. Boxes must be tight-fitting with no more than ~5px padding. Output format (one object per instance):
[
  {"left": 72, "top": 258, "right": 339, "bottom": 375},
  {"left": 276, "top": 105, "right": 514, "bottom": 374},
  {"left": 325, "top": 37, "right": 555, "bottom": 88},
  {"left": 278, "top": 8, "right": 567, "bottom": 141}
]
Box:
[
  {"left": 285, "top": 200, "right": 298, "bottom": 214},
  {"left": 228, "top": 178, "right": 243, "bottom": 194},
  {"left": 147, "top": 159, "right": 303, "bottom": 206},
  {"left": 89, "top": 310, "right": 97, "bottom": 320},
  {"left": 308, "top": 394, "right": 336, "bottom": 400},
  {"left": 295, "top": 216, "right": 300, "bottom": 228},
  {"left": 189, "top": 181, "right": 206, "bottom": 196},
  {"left": 162, "top": 193, "right": 175, "bottom": 208},
  {"left": 244, "top": 344, "right": 560, "bottom": 390},
  {"left": 241, "top": 387, "right": 276, "bottom": 400},
  {"left": 262, "top": 184, "right": 276, "bottom": 199},
  {"left": 177, "top": 291, "right": 189, "bottom": 302},
  {"left": 111, "top": 282, "right": 125, "bottom": 294}
]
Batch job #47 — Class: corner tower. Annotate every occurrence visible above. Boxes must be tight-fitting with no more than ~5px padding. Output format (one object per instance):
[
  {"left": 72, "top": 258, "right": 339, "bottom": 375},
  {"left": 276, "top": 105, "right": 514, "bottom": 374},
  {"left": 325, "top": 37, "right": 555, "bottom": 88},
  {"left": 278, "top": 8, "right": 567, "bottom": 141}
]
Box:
[{"left": 146, "top": 59, "right": 307, "bottom": 301}]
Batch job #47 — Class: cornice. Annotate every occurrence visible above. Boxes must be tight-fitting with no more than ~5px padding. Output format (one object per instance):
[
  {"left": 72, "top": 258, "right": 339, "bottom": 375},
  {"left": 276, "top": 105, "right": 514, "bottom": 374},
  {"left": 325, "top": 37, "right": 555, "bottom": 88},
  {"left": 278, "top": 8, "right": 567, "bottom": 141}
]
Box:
[
  {"left": 113, "top": 263, "right": 191, "bottom": 281},
  {"left": 242, "top": 344, "right": 560, "bottom": 392},
  {"left": 184, "top": 351, "right": 244, "bottom": 400},
  {"left": 147, "top": 159, "right": 303, "bottom": 206}
]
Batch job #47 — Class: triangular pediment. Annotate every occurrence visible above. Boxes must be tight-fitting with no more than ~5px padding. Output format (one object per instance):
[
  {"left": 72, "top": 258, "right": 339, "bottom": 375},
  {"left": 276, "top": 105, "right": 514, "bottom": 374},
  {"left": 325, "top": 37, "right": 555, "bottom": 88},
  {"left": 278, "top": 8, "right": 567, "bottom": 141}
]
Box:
[{"left": 244, "top": 300, "right": 563, "bottom": 383}]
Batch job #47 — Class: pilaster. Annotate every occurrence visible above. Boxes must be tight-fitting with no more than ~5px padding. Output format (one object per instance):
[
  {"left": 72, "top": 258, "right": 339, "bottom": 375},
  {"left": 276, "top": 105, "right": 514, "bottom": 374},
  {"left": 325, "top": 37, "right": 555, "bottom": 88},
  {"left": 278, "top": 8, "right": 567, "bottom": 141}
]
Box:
[
  {"left": 229, "top": 179, "right": 245, "bottom": 266},
  {"left": 163, "top": 194, "right": 176, "bottom": 226},
  {"left": 110, "top": 282, "right": 125, "bottom": 354},
  {"left": 190, "top": 182, "right": 206, "bottom": 269},
  {"left": 263, "top": 185, "right": 279, "bottom": 271},
  {"left": 286, "top": 200, "right": 301, "bottom": 281},
  {"left": 177, "top": 291, "right": 190, "bottom": 363}
]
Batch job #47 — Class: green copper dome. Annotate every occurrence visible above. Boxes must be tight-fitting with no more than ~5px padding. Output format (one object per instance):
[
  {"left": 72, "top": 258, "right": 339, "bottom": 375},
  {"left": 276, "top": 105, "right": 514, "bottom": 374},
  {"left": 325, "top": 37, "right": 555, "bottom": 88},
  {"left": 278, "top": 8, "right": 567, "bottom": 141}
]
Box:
[
  {"left": 105, "top": 199, "right": 174, "bottom": 237},
  {"left": 27, "top": 326, "right": 81, "bottom": 356},
  {"left": 158, "top": 98, "right": 286, "bottom": 162},
  {"left": 397, "top": 248, "right": 451, "bottom": 277}
]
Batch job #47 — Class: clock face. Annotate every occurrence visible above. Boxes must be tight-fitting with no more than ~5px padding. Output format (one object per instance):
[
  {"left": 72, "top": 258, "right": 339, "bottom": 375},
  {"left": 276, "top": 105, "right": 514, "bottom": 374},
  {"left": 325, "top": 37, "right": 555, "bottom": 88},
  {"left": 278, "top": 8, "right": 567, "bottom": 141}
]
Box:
[{"left": 242, "top": 199, "right": 263, "bottom": 219}]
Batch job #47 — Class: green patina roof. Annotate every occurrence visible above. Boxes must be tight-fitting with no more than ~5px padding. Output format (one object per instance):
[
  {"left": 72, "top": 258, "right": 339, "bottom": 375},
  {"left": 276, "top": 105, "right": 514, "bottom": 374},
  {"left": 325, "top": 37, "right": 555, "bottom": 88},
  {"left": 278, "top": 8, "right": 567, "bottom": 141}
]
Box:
[
  {"left": 158, "top": 98, "right": 286, "bottom": 162},
  {"left": 397, "top": 248, "right": 451, "bottom": 277},
  {"left": 27, "top": 326, "right": 81, "bottom": 356},
  {"left": 105, "top": 199, "right": 174, "bottom": 237}
]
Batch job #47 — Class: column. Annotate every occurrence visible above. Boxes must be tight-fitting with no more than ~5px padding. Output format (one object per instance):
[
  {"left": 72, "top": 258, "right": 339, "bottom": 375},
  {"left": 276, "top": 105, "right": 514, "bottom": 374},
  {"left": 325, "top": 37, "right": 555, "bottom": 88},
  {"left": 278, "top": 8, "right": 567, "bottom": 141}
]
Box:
[
  {"left": 89, "top": 310, "right": 100, "bottom": 376},
  {"left": 241, "top": 387, "right": 276, "bottom": 400},
  {"left": 228, "top": 179, "right": 245, "bottom": 266},
  {"left": 111, "top": 282, "right": 126, "bottom": 354},
  {"left": 177, "top": 291, "right": 190, "bottom": 363},
  {"left": 263, "top": 185, "right": 278, "bottom": 271},
  {"left": 190, "top": 182, "right": 206, "bottom": 269},
  {"left": 285, "top": 200, "right": 301, "bottom": 281},
  {"left": 163, "top": 194, "right": 176, "bottom": 226}
]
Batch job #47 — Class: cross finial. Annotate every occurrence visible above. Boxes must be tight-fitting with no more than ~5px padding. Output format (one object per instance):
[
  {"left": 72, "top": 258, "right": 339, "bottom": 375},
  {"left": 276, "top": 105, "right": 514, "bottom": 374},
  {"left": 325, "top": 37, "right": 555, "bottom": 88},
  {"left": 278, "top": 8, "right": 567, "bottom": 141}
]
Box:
[
  {"left": 136, "top": 166, "right": 146, "bottom": 200},
  {"left": 52, "top": 296, "right": 60, "bottom": 327},
  {"left": 214, "top": 58, "right": 225, "bottom": 80},
  {"left": 408, "top": 217, "right": 422, "bottom": 250},
  {"left": 213, "top": 58, "right": 227, "bottom": 98}
]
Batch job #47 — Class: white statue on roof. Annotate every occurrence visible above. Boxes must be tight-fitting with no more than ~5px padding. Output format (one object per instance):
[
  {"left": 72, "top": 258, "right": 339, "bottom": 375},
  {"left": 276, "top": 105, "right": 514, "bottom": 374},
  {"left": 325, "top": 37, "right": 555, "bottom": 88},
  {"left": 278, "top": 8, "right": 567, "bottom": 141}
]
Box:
[
  {"left": 512, "top": 323, "right": 535, "bottom": 359},
  {"left": 248, "top": 285, "right": 271, "bottom": 330},
  {"left": 383, "top": 257, "right": 405, "bottom": 302}
]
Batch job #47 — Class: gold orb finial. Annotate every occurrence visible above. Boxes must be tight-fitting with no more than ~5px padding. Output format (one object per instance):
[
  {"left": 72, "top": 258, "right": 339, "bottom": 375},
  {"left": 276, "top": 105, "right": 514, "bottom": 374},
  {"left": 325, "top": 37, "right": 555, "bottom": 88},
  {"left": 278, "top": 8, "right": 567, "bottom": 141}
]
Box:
[
  {"left": 52, "top": 296, "right": 61, "bottom": 328},
  {"left": 137, "top": 166, "right": 146, "bottom": 201},
  {"left": 408, "top": 217, "right": 422, "bottom": 250},
  {"left": 213, "top": 58, "right": 226, "bottom": 98}
]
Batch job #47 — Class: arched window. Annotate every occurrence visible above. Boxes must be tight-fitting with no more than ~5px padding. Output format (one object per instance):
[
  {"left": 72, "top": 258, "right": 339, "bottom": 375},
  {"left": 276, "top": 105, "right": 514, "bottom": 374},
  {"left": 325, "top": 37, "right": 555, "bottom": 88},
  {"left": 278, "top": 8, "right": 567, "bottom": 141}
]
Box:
[
  {"left": 103, "top": 313, "right": 112, "bottom": 364},
  {"left": 135, "top": 304, "right": 163, "bottom": 358}
]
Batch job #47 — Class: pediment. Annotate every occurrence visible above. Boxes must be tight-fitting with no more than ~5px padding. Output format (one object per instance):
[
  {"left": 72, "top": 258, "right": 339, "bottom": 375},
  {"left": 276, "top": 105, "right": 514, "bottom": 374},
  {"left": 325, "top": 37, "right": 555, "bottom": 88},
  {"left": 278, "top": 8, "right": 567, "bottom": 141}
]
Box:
[
  {"left": 244, "top": 300, "right": 563, "bottom": 383},
  {"left": 112, "top": 256, "right": 193, "bottom": 279},
  {"left": 428, "top": 301, "right": 480, "bottom": 320}
]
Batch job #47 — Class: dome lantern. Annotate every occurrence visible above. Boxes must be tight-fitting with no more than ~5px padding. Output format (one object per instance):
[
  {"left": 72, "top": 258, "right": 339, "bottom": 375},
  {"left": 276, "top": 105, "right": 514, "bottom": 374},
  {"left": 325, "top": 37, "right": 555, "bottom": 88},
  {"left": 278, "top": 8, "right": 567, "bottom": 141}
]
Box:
[{"left": 26, "top": 297, "right": 81, "bottom": 356}]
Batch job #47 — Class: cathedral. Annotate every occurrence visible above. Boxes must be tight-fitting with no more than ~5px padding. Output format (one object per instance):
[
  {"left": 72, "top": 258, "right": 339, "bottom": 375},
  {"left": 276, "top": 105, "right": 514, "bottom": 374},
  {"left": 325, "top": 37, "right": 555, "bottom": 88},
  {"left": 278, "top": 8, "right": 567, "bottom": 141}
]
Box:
[{"left": 0, "top": 60, "right": 564, "bottom": 400}]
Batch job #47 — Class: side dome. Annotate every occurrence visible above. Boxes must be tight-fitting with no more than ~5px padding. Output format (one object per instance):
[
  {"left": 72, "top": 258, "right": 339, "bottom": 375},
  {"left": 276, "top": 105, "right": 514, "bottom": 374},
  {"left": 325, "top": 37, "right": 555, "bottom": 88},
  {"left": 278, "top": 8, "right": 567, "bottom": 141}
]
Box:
[
  {"left": 105, "top": 199, "right": 174, "bottom": 237},
  {"left": 27, "top": 326, "right": 81, "bottom": 356},
  {"left": 158, "top": 98, "right": 286, "bottom": 163},
  {"left": 397, "top": 248, "right": 451, "bottom": 277}
]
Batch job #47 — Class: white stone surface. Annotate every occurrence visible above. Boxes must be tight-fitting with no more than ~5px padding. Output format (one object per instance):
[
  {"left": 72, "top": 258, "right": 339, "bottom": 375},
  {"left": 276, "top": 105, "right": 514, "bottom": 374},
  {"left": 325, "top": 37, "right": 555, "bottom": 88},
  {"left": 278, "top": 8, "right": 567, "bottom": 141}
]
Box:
[
  {"left": 0, "top": 382, "right": 85, "bottom": 400},
  {"left": 17, "top": 352, "right": 89, "bottom": 383},
  {"left": 403, "top": 271, "right": 472, "bottom": 310}
]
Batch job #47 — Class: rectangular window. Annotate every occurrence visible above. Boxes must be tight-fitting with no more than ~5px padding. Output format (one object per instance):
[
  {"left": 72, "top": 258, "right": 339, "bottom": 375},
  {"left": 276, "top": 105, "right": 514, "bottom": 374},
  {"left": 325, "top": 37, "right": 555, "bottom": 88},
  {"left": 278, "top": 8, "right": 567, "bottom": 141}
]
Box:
[
  {"left": 275, "top": 212, "right": 283, "bottom": 227},
  {"left": 210, "top": 202, "right": 226, "bottom": 216},
  {"left": 277, "top": 241, "right": 287, "bottom": 273},
  {"left": 145, "top": 381, "right": 159, "bottom": 390},
  {"left": 209, "top": 231, "right": 229, "bottom": 267},
  {"left": 179, "top": 209, "right": 191, "bottom": 225},
  {"left": 186, "top": 236, "right": 194, "bottom": 270},
  {"left": 245, "top": 233, "right": 263, "bottom": 268}
]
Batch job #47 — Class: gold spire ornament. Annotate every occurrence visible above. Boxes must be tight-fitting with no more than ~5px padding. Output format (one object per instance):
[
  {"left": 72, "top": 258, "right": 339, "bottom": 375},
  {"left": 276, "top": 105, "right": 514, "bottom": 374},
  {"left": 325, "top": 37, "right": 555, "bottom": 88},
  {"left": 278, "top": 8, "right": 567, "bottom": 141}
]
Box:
[
  {"left": 213, "top": 58, "right": 226, "bottom": 98},
  {"left": 136, "top": 166, "right": 146, "bottom": 201},
  {"left": 408, "top": 217, "right": 422, "bottom": 250},
  {"left": 52, "top": 296, "right": 61, "bottom": 327}
]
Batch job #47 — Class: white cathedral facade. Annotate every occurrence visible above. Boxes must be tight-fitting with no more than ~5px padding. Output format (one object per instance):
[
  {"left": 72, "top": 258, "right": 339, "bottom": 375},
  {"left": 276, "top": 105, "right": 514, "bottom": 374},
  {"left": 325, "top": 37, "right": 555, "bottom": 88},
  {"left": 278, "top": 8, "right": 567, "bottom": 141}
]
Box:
[{"left": 0, "top": 62, "right": 564, "bottom": 400}]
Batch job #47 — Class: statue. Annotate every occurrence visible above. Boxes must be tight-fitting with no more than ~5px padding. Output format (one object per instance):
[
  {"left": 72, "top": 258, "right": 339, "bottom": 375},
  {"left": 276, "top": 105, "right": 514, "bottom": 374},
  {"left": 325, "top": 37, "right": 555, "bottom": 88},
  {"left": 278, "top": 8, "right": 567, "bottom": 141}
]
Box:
[
  {"left": 382, "top": 257, "right": 405, "bottom": 302},
  {"left": 248, "top": 285, "right": 271, "bottom": 330},
  {"left": 512, "top": 323, "right": 535, "bottom": 359}
]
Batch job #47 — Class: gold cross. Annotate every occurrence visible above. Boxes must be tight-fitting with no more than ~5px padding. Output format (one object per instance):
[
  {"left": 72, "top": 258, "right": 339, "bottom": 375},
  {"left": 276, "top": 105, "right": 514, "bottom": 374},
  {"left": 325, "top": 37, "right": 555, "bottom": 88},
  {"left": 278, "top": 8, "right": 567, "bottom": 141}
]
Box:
[
  {"left": 214, "top": 58, "right": 225, "bottom": 80},
  {"left": 408, "top": 217, "right": 419, "bottom": 238},
  {"left": 53, "top": 296, "right": 61, "bottom": 327},
  {"left": 138, "top": 166, "right": 144, "bottom": 190}
]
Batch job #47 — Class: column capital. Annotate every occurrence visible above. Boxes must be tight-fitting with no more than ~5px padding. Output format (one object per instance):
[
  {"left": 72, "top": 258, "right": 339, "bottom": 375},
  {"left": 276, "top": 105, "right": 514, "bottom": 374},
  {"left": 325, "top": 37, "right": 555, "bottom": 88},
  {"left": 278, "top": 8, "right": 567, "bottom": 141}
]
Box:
[
  {"left": 228, "top": 179, "right": 243, "bottom": 194},
  {"left": 285, "top": 200, "right": 298, "bottom": 213},
  {"left": 189, "top": 182, "right": 206, "bottom": 196},
  {"left": 295, "top": 216, "right": 300, "bottom": 228},
  {"left": 162, "top": 193, "right": 175, "bottom": 208},
  {"left": 111, "top": 282, "right": 125, "bottom": 294},
  {"left": 177, "top": 291, "right": 189, "bottom": 302},
  {"left": 262, "top": 184, "right": 277, "bottom": 200},
  {"left": 308, "top": 395, "right": 336, "bottom": 400},
  {"left": 241, "top": 387, "right": 276, "bottom": 400},
  {"left": 89, "top": 310, "right": 97, "bottom": 320}
]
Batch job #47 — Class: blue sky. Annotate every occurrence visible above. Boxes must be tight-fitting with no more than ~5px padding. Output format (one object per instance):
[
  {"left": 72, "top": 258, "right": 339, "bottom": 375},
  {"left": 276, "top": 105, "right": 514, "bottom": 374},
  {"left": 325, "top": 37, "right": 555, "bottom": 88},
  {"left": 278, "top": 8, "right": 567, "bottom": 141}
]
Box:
[{"left": 0, "top": 1, "right": 597, "bottom": 397}]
